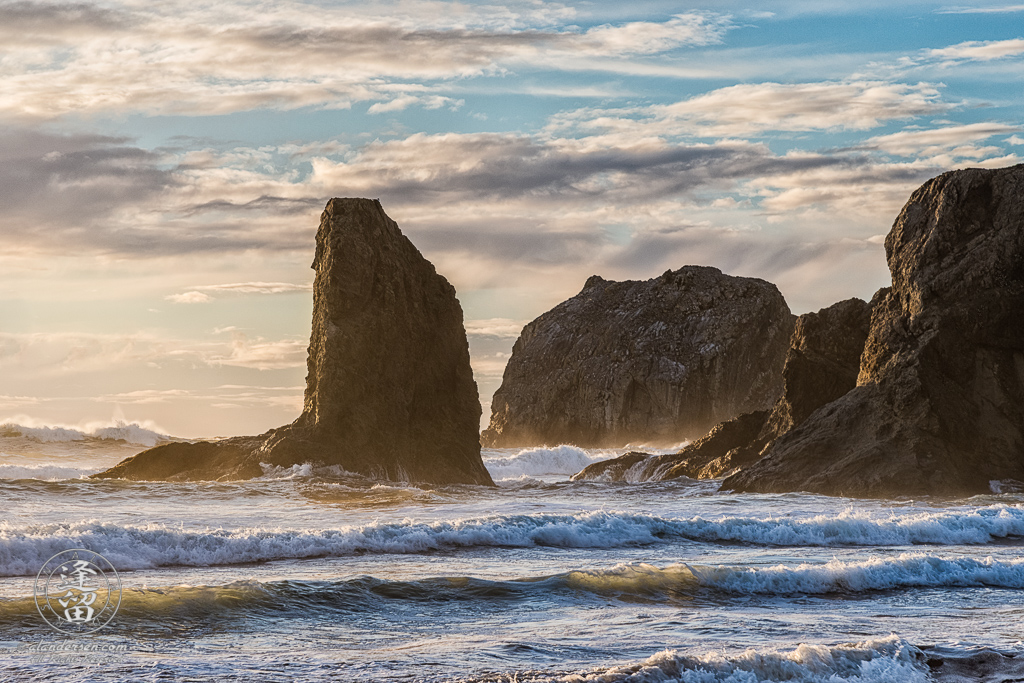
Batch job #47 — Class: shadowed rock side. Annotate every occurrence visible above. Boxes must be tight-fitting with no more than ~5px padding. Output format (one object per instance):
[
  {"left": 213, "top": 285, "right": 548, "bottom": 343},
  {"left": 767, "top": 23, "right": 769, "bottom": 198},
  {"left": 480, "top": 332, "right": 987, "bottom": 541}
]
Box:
[
  {"left": 573, "top": 297, "right": 872, "bottom": 482},
  {"left": 482, "top": 266, "right": 795, "bottom": 448},
  {"left": 725, "top": 164, "right": 1024, "bottom": 497},
  {"left": 96, "top": 199, "right": 493, "bottom": 486},
  {"left": 571, "top": 411, "right": 768, "bottom": 482}
]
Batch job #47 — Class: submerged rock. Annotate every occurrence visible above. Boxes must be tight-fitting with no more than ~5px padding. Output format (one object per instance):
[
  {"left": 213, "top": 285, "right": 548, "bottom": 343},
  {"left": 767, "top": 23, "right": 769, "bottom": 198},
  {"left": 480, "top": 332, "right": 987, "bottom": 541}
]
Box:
[
  {"left": 96, "top": 199, "right": 494, "bottom": 486},
  {"left": 482, "top": 266, "right": 794, "bottom": 448},
  {"left": 725, "top": 165, "right": 1024, "bottom": 496}
]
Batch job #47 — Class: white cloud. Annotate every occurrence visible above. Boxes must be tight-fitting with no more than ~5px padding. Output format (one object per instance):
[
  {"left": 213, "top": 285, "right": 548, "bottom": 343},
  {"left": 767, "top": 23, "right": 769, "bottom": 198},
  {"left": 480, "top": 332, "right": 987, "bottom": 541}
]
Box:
[
  {"left": 551, "top": 81, "right": 948, "bottom": 138},
  {"left": 209, "top": 331, "right": 308, "bottom": 370},
  {"left": 194, "top": 281, "right": 312, "bottom": 294},
  {"left": 0, "top": 4, "right": 726, "bottom": 120},
  {"left": 936, "top": 5, "right": 1024, "bottom": 13},
  {"left": 368, "top": 95, "right": 463, "bottom": 114},
  {"left": 165, "top": 291, "right": 212, "bottom": 304},
  {"left": 864, "top": 122, "right": 1020, "bottom": 156},
  {"left": 0, "top": 330, "right": 307, "bottom": 374},
  {"left": 465, "top": 318, "right": 528, "bottom": 338},
  {"left": 928, "top": 38, "right": 1024, "bottom": 62}
]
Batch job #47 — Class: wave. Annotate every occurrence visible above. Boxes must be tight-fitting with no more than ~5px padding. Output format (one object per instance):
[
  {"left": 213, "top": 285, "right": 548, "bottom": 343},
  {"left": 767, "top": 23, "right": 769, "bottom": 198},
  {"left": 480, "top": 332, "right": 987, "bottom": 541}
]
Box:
[
  {"left": 3, "top": 506, "right": 1024, "bottom": 576},
  {"left": 0, "top": 512, "right": 674, "bottom": 576},
  {"left": 5, "top": 555, "right": 1021, "bottom": 627},
  {"left": 482, "top": 445, "right": 603, "bottom": 480},
  {"left": 0, "top": 464, "right": 92, "bottom": 480},
  {"left": 0, "top": 420, "right": 170, "bottom": 447},
  {"left": 495, "top": 636, "right": 930, "bottom": 683},
  {"left": 684, "top": 553, "right": 1024, "bottom": 594}
]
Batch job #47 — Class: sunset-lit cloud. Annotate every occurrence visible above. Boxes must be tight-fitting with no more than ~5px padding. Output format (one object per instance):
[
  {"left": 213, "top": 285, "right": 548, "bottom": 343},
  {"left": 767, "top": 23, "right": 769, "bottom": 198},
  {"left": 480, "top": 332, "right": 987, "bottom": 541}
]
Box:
[{"left": 2, "top": 0, "right": 1021, "bottom": 437}]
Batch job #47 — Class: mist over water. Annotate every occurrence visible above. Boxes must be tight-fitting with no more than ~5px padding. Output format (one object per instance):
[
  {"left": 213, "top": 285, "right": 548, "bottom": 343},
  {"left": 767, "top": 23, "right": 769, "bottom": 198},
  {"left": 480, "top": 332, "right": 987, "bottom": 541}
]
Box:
[{"left": 1, "top": 437, "right": 1023, "bottom": 681}]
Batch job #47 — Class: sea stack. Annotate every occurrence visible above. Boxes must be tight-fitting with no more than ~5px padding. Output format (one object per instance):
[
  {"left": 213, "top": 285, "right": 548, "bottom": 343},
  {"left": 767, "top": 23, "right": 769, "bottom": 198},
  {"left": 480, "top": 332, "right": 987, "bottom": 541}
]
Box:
[
  {"left": 572, "top": 296, "right": 873, "bottom": 482},
  {"left": 481, "top": 266, "right": 795, "bottom": 447},
  {"left": 725, "top": 165, "right": 1024, "bottom": 496},
  {"left": 96, "top": 199, "right": 494, "bottom": 486}
]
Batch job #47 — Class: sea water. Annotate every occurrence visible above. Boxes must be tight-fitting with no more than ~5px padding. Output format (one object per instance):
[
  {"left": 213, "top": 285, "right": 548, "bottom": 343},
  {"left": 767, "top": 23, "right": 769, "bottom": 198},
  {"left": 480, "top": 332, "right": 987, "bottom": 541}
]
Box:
[{"left": 1, "top": 427, "right": 1023, "bottom": 682}]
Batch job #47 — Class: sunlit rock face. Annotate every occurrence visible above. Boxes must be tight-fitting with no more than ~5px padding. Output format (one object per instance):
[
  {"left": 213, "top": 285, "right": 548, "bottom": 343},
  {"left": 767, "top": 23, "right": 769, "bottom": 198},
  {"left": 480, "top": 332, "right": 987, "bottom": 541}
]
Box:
[
  {"left": 482, "top": 266, "right": 795, "bottom": 448},
  {"left": 725, "top": 164, "right": 1024, "bottom": 497},
  {"left": 96, "top": 199, "right": 493, "bottom": 486}
]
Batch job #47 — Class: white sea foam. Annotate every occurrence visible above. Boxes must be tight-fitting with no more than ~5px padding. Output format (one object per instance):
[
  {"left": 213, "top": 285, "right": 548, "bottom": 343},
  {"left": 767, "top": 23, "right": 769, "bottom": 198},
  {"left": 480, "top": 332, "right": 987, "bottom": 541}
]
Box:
[
  {"left": 483, "top": 445, "right": 603, "bottom": 480},
  {"left": 0, "top": 419, "right": 169, "bottom": 447},
  {"left": 683, "top": 553, "right": 1024, "bottom": 594},
  {"left": 665, "top": 505, "right": 1024, "bottom": 546},
  {"left": 257, "top": 463, "right": 360, "bottom": 480},
  {"left": 0, "top": 511, "right": 672, "bottom": 576},
  {"left": 0, "top": 464, "right": 93, "bottom": 480},
  {"left": 3, "top": 507, "right": 1024, "bottom": 577},
  {"left": 543, "top": 635, "right": 928, "bottom": 683}
]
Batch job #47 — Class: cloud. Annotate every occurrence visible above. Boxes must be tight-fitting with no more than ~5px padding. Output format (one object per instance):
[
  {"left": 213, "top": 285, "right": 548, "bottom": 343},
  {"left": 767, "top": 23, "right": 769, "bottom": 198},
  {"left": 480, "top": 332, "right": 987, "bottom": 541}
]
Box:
[
  {"left": 96, "top": 385, "right": 303, "bottom": 410},
  {"left": 367, "top": 95, "right": 463, "bottom": 114},
  {"left": 552, "top": 81, "right": 948, "bottom": 138},
  {"left": 862, "top": 122, "right": 1020, "bottom": 158},
  {"left": 465, "top": 318, "right": 528, "bottom": 338},
  {"left": 936, "top": 4, "right": 1024, "bottom": 13},
  {"left": 195, "top": 282, "right": 311, "bottom": 294},
  {"left": 209, "top": 331, "right": 308, "bottom": 370},
  {"left": 165, "top": 291, "right": 212, "bottom": 304},
  {"left": 927, "top": 38, "right": 1024, "bottom": 62},
  {"left": 0, "top": 5, "right": 727, "bottom": 120},
  {"left": 0, "top": 330, "right": 307, "bottom": 374}
]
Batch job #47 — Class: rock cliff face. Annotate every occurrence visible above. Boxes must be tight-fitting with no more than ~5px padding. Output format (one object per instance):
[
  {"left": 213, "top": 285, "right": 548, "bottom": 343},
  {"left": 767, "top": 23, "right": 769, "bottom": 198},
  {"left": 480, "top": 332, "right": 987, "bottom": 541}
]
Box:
[
  {"left": 96, "top": 199, "right": 494, "bottom": 486},
  {"left": 572, "top": 297, "right": 872, "bottom": 482},
  {"left": 758, "top": 297, "right": 873, "bottom": 442},
  {"left": 725, "top": 165, "right": 1024, "bottom": 496},
  {"left": 481, "top": 266, "right": 795, "bottom": 448}
]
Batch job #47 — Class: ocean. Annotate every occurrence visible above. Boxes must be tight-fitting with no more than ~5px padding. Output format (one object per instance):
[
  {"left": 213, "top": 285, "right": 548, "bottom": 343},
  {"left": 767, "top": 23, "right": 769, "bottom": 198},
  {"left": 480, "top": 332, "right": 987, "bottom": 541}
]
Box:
[{"left": 1, "top": 425, "right": 1023, "bottom": 682}]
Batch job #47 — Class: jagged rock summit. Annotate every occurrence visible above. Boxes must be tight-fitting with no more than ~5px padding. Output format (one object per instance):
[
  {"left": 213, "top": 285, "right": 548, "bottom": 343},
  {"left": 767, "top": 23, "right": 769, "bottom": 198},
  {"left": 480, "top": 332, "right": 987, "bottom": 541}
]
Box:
[
  {"left": 96, "top": 199, "right": 494, "bottom": 486},
  {"left": 725, "top": 164, "right": 1024, "bottom": 496},
  {"left": 482, "top": 266, "right": 795, "bottom": 447}
]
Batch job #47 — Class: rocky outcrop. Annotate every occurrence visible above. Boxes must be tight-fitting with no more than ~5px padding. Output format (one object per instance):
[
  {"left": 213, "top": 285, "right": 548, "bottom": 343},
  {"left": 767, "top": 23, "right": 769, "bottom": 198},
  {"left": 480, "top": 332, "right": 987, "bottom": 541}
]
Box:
[
  {"left": 758, "top": 297, "right": 873, "bottom": 442},
  {"left": 725, "top": 165, "right": 1024, "bottom": 496},
  {"left": 482, "top": 266, "right": 795, "bottom": 448},
  {"left": 96, "top": 199, "right": 494, "bottom": 486},
  {"left": 572, "top": 296, "right": 872, "bottom": 483},
  {"left": 571, "top": 411, "right": 768, "bottom": 482}
]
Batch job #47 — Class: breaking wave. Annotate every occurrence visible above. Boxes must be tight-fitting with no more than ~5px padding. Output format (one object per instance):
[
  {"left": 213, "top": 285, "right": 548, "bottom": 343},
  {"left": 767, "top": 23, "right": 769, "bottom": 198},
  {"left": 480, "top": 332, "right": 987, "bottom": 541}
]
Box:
[
  {"left": 0, "top": 420, "right": 170, "bottom": 447},
  {"left": 502, "top": 636, "right": 930, "bottom": 683},
  {"left": 482, "top": 445, "right": 603, "bottom": 480},
  {"left": 2, "top": 506, "right": 1024, "bottom": 576},
  {"left": 0, "top": 464, "right": 93, "bottom": 480}
]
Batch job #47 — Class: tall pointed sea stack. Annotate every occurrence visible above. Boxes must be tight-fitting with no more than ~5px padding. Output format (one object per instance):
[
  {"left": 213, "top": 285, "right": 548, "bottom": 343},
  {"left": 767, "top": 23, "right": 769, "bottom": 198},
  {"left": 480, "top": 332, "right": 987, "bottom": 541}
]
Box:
[{"left": 96, "top": 199, "right": 494, "bottom": 486}]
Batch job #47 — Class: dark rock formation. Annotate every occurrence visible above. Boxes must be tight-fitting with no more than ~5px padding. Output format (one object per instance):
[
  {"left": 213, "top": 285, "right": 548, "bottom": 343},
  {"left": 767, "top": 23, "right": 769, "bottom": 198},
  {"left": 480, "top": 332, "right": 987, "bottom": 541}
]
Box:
[
  {"left": 569, "top": 451, "right": 651, "bottom": 482},
  {"left": 482, "top": 266, "right": 795, "bottom": 448},
  {"left": 758, "top": 297, "right": 873, "bottom": 443},
  {"left": 572, "top": 297, "right": 872, "bottom": 482},
  {"left": 96, "top": 199, "right": 494, "bottom": 486},
  {"left": 725, "top": 165, "right": 1024, "bottom": 496}
]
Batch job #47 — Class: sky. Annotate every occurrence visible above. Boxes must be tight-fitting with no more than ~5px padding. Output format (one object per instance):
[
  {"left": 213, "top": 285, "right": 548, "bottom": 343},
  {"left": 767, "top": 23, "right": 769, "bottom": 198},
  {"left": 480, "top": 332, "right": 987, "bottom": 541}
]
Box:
[{"left": 1, "top": 0, "right": 1022, "bottom": 438}]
